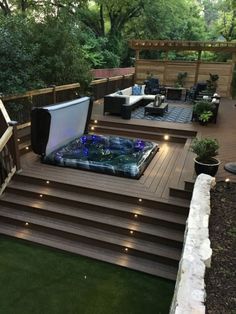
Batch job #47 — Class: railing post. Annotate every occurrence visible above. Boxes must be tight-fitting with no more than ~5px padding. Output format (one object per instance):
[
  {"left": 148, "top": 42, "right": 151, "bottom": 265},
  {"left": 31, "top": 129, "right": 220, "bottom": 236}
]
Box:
[
  {"left": 51, "top": 85, "right": 56, "bottom": 104},
  {"left": 105, "top": 77, "right": 110, "bottom": 95},
  {"left": 8, "top": 121, "right": 21, "bottom": 172}
]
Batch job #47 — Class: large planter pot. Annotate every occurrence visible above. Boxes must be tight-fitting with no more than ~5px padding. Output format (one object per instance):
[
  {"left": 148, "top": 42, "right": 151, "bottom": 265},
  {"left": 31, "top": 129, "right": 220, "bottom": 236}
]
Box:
[{"left": 194, "top": 157, "right": 220, "bottom": 176}]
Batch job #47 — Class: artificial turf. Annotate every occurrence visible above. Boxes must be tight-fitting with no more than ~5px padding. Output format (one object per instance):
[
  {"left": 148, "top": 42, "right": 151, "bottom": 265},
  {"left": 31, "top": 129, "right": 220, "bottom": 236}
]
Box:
[{"left": 0, "top": 236, "right": 175, "bottom": 314}]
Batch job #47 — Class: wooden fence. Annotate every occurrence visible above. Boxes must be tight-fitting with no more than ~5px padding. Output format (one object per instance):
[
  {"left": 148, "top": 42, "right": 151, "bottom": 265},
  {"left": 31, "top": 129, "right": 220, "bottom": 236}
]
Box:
[
  {"left": 135, "top": 59, "right": 234, "bottom": 97},
  {"left": 1, "top": 74, "right": 134, "bottom": 124},
  {"left": 0, "top": 100, "right": 20, "bottom": 195}
]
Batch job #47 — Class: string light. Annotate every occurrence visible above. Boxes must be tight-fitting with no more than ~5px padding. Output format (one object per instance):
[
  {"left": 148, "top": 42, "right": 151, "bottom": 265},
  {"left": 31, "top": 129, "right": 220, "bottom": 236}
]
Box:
[
  {"left": 25, "top": 146, "right": 29, "bottom": 150},
  {"left": 124, "top": 248, "right": 129, "bottom": 252},
  {"left": 39, "top": 194, "right": 43, "bottom": 198},
  {"left": 46, "top": 181, "right": 50, "bottom": 184},
  {"left": 138, "top": 198, "right": 142, "bottom": 202},
  {"left": 134, "top": 214, "right": 138, "bottom": 218},
  {"left": 91, "top": 126, "right": 95, "bottom": 131},
  {"left": 164, "top": 135, "right": 169, "bottom": 141},
  {"left": 94, "top": 120, "right": 98, "bottom": 124},
  {"left": 25, "top": 222, "right": 29, "bottom": 226},
  {"left": 130, "top": 230, "right": 134, "bottom": 235}
]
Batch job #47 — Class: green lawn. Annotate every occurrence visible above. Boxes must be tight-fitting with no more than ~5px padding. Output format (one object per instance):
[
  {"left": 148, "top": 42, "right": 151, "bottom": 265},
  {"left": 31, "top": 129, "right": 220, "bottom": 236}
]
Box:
[{"left": 0, "top": 236, "right": 174, "bottom": 314}]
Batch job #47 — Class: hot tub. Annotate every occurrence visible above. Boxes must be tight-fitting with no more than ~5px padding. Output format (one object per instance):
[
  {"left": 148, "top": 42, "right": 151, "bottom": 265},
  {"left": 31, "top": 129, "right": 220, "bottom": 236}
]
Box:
[{"left": 31, "top": 97, "right": 158, "bottom": 179}]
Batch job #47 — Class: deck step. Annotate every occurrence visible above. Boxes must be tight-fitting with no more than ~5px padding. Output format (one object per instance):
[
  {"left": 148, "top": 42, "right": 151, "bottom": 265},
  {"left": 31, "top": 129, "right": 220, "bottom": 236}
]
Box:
[
  {"left": 13, "top": 174, "right": 190, "bottom": 215},
  {"left": 19, "top": 140, "right": 31, "bottom": 155},
  {"left": 0, "top": 221, "right": 178, "bottom": 280},
  {"left": 8, "top": 178, "right": 187, "bottom": 228},
  {"left": 169, "top": 186, "right": 193, "bottom": 200},
  {"left": 184, "top": 180, "right": 195, "bottom": 191},
  {"left": 90, "top": 119, "right": 197, "bottom": 137},
  {"left": 0, "top": 191, "right": 184, "bottom": 245},
  {"left": 0, "top": 205, "right": 181, "bottom": 264},
  {"left": 90, "top": 125, "right": 186, "bottom": 143}
]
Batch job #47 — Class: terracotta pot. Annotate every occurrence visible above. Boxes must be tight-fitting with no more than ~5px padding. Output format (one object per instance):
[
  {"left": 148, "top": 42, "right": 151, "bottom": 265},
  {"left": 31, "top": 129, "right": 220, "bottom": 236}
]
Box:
[{"left": 194, "top": 157, "right": 220, "bottom": 176}]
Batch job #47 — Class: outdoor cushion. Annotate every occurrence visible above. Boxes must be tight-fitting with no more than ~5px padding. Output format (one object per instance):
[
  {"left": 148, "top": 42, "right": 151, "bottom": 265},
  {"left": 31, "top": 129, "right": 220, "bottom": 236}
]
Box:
[{"left": 132, "top": 85, "right": 142, "bottom": 95}]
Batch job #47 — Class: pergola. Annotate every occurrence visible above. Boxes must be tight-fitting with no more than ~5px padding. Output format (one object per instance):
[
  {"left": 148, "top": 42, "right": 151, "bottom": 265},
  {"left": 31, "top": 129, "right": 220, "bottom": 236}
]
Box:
[{"left": 129, "top": 40, "right": 236, "bottom": 95}]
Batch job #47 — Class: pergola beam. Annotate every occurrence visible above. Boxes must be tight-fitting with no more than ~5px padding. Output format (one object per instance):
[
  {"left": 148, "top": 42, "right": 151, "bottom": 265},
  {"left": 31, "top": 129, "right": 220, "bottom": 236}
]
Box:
[{"left": 129, "top": 40, "right": 236, "bottom": 53}]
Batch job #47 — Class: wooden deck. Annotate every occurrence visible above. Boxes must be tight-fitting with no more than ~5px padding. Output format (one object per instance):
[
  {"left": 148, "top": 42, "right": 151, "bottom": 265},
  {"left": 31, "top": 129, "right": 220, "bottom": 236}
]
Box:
[
  {"left": 0, "top": 96, "right": 235, "bottom": 281},
  {"left": 92, "top": 97, "right": 236, "bottom": 182}
]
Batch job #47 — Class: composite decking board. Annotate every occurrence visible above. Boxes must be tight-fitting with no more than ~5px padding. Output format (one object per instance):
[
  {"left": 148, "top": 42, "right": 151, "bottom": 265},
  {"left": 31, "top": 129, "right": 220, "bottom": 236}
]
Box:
[
  {"left": 161, "top": 139, "right": 195, "bottom": 199},
  {"left": 0, "top": 223, "right": 177, "bottom": 280},
  {"left": 20, "top": 150, "right": 191, "bottom": 205},
  {"left": 152, "top": 145, "right": 182, "bottom": 197},
  {"left": 7, "top": 180, "right": 187, "bottom": 225},
  {"left": 177, "top": 150, "right": 196, "bottom": 190},
  {"left": 93, "top": 98, "right": 236, "bottom": 182},
  {"left": 158, "top": 146, "right": 185, "bottom": 199},
  {"left": 92, "top": 113, "right": 197, "bottom": 132},
  {"left": 0, "top": 206, "right": 181, "bottom": 262},
  {"left": 140, "top": 143, "right": 178, "bottom": 186},
  {"left": 149, "top": 144, "right": 180, "bottom": 194},
  {"left": 0, "top": 192, "right": 184, "bottom": 242},
  {"left": 142, "top": 144, "right": 174, "bottom": 188}
]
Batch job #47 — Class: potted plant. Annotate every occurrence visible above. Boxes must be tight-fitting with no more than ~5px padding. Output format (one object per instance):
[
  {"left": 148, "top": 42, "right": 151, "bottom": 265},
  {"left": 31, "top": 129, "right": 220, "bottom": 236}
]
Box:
[
  {"left": 175, "top": 72, "right": 188, "bottom": 87},
  {"left": 198, "top": 110, "right": 213, "bottom": 125},
  {"left": 206, "top": 73, "right": 219, "bottom": 94},
  {"left": 190, "top": 138, "right": 220, "bottom": 176},
  {"left": 192, "top": 100, "right": 215, "bottom": 124}
]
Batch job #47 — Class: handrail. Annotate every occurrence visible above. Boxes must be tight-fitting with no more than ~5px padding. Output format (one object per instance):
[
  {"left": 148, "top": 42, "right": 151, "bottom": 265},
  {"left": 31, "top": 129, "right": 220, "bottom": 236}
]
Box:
[
  {"left": 0, "top": 127, "right": 13, "bottom": 152},
  {"left": 1, "top": 74, "right": 134, "bottom": 100},
  {"left": 0, "top": 99, "right": 11, "bottom": 123},
  {"left": 0, "top": 100, "right": 20, "bottom": 195},
  {"left": 2, "top": 82, "right": 81, "bottom": 101}
]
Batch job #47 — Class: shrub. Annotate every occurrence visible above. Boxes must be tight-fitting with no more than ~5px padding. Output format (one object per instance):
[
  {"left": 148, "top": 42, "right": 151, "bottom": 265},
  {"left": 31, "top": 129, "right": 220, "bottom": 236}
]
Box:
[
  {"left": 193, "top": 100, "right": 215, "bottom": 117},
  {"left": 190, "top": 138, "right": 219, "bottom": 162}
]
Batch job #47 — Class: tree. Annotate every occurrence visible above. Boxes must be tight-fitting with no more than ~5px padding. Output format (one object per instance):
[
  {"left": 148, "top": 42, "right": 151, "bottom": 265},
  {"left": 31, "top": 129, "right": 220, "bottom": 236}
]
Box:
[
  {"left": 0, "top": 15, "right": 92, "bottom": 94},
  {"left": 216, "top": 0, "right": 236, "bottom": 41}
]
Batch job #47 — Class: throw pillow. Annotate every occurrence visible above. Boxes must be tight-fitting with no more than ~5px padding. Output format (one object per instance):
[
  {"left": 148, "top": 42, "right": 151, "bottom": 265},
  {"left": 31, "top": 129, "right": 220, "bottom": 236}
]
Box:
[{"left": 132, "top": 85, "right": 142, "bottom": 95}]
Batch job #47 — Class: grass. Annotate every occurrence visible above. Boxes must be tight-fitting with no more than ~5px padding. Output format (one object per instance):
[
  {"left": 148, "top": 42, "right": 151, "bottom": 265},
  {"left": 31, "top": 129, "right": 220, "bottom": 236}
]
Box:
[{"left": 0, "top": 236, "right": 174, "bottom": 314}]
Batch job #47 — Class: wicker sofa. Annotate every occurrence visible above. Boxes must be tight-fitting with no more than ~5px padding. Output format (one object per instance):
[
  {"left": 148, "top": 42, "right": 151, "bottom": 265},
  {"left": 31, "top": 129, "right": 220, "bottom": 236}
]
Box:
[{"left": 103, "top": 86, "right": 157, "bottom": 119}]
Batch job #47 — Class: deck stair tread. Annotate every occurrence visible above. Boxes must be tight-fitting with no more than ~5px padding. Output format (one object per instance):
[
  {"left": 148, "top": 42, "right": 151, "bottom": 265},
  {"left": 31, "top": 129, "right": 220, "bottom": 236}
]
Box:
[
  {"left": 91, "top": 125, "right": 187, "bottom": 142},
  {"left": 90, "top": 119, "right": 197, "bottom": 137},
  {"left": 16, "top": 167, "right": 190, "bottom": 208},
  {"left": 0, "top": 221, "right": 177, "bottom": 280},
  {"left": 0, "top": 205, "right": 181, "bottom": 261},
  {"left": 19, "top": 140, "right": 31, "bottom": 150},
  {"left": 0, "top": 191, "right": 184, "bottom": 243},
  {"left": 8, "top": 179, "right": 187, "bottom": 226},
  {"left": 169, "top": 186, "right": 193, "bottom": 200}
]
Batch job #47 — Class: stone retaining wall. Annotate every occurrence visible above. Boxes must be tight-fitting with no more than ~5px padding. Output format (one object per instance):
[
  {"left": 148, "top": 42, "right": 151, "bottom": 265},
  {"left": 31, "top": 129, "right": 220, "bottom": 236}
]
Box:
[{"left": 170, "top": 174, "right": 215, "bottom": 314}]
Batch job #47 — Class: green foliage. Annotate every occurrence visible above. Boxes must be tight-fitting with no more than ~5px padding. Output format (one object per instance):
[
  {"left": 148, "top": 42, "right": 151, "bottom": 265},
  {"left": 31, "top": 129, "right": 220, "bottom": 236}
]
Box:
[
  {"left": 0, "top": 16, "right": 44, "bottom": 94},
  {"left": 0, "top": 15, "right": 92, "bottom": 95},
  {"left": 206, "top": 73, "right": 219, "bottom": 93},
  {"left": 199, "top": 110, "right": 213, "bottom": 123},
  {"left": 193, "top": 100, "right": 215, "bottom": 116},
  {"left": 175, "top": 72, "right": 187, "bottom": 87},
  {"left": 190, "top": 138, "right": 219, "bottom": 162}
]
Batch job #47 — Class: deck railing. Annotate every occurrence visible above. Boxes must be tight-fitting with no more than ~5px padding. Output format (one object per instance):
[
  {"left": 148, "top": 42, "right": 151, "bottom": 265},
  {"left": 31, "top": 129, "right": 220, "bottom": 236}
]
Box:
[
  {"left": 0, "top": 100, "right": 20, "bottom": 195},
  {"left": 1, "top": 74, "right": 134, "bottom": 124}
]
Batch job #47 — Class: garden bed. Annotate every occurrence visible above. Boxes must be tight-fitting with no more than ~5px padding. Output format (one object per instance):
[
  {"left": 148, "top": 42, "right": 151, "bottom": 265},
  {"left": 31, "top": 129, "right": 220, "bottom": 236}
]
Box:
[{"left": 205, "top": 181, "right": 236, "bottom": 313}]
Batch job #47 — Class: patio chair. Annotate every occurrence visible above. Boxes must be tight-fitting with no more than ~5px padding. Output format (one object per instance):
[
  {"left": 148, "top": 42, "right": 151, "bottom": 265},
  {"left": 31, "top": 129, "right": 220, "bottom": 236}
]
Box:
[
  {"left": 188, "top": 82, "right": 207, "bottom": 101},
  {"left": 144, "top": 78, "right": 160, "bottom": 95}
]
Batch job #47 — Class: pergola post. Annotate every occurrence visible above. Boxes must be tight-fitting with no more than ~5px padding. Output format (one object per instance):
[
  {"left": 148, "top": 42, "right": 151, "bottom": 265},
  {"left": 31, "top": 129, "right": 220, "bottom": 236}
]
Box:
[
  {"left": 194, "top": 50, "right": 202, "bottom": 85},
  {"left": 134, "top": 50, "right": 140, "bottom": 83},
  {"left": 163, "top": 51, "right": 169, "bottom": 85}
]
